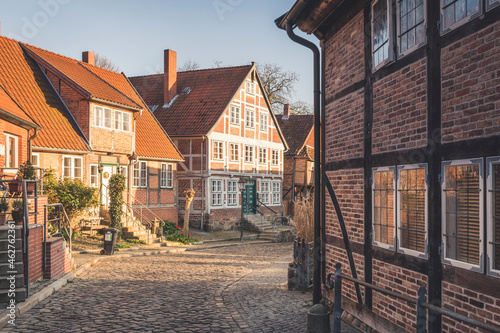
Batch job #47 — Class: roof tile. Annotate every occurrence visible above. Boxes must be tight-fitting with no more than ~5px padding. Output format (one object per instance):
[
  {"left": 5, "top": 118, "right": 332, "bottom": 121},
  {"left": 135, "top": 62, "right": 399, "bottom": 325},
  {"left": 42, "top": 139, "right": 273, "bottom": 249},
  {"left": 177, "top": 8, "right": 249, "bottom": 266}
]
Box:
[{"left": 276, "top": 114, "right": 314, "bottom": 156}]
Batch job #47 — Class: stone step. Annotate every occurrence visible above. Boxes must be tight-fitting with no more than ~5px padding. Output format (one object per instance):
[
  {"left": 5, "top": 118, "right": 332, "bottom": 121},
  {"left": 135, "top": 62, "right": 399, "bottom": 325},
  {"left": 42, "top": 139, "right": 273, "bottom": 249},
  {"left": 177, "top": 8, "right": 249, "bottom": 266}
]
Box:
[
  {"left": 0, "top": 274, "right": 24, "bottom": 289},
  {"left": 0, "top": 240, "right": 22, "bottom": 251},
  {"left": 0, "top": 226, "right": 22, "bottom": 239},
  {"left": 0, "top": 288, "right": 26, "bottom": 304},
  {"left": 0, "top": 262, "right": 24, "bottom": 275},
  {"left": 0, "top": 250, "right": 22, "bottom": 262}
]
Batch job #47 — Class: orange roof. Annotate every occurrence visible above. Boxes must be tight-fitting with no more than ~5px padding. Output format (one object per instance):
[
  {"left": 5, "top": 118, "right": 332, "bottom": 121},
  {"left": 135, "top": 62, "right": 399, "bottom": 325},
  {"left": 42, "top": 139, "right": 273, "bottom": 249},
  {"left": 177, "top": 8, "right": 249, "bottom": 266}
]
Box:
[
  {"left": 130, "top": 65, "right": 253, "bottom": 136},
  {"left": 0, "top": 36, "right": 88, "bottom": 151},
  {"left": 23, "top": 44, "right": 141, "bottom": 110},
  {"left": 0, "top": 84, "right": 38, "bottom": 129}
]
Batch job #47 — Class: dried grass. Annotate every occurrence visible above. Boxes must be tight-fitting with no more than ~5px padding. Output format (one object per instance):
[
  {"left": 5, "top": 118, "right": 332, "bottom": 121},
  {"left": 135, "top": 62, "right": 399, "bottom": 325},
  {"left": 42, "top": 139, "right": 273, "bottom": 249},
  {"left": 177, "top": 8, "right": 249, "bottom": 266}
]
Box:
[{"left": 292, "top": 198, "right": 314, "bottom": 243}]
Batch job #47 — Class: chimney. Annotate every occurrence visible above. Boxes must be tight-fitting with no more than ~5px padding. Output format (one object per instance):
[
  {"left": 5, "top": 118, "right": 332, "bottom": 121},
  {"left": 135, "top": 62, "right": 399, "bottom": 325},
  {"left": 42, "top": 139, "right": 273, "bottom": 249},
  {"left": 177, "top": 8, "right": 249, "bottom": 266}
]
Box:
[
  {"left": 164, "top": 49, "right": 177, "bottom": 105},
  {"left": 283, "top": 104, "right": 290, "bottom": 119},
  {"left": 82, "top": 51, "right": 95, "bottom": 66}
]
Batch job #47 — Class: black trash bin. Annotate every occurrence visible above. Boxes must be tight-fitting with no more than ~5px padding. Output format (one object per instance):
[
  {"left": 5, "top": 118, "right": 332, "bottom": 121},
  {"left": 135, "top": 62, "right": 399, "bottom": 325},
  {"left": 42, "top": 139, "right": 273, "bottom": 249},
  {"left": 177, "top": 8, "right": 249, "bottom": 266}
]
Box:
[{"left": 100, "top": 228, "right": 118, "bottom": 255}]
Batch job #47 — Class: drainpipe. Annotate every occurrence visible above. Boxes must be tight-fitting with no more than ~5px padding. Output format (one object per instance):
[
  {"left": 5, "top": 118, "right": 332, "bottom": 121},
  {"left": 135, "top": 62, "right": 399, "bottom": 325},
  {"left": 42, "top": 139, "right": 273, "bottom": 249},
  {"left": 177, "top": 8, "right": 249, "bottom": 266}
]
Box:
[
  {"left": 27, "top": 128, "right": 39, "bottom": 163},
  {"left": 200, "top": 137, "right": 205, "bottom": 230},
  {"left": 291, "top": 155, "right": 296, "bottom": 205},
  {"left": 278, "top": 16, "right": 321, "bottom": 304}
]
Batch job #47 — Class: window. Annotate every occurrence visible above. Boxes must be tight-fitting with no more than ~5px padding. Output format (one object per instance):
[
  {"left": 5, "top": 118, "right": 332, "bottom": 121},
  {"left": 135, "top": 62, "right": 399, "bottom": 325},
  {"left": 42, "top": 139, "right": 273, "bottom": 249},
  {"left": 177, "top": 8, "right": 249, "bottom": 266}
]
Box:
[
  {"left": 104, "top": 107, "right": 112, "bottom": 128},
  {"left": 114, "top": 111, "right": 123, "bottom": 131},
  {"left": 260, "top": 181, "right": 270, "bottom": 204},
  {"left": 63, "top": 156, "right": 82, "bottom": 180},
  {"left": 244, "top": 145, "right": 254, "bottom": 163},
  {"left": 161, "top": 163, "right": 173, "bottom": 188},
  {"left": 260, "top": 113, "right": 268, "bottom": 132},
  {"left": 123, "top": 113, "right": 131, "bottom": 131},
  {"left": 372, "top": 0, "right": 393, "bottom": 69},
  {"left": 397, "top": 0, "right": 426, "bottom": 56},
  {"left": 397, "top": 165, "right": 427, "bottom": 255},
  {"left": 272, "top": 149, "right": 279, "bottom": 166},
  {"left": 213, "top": 141, "right": 223, "bottom": 160},
  {"left": 487, "top": 0, "right": 500, "bottom": 10},
  {"left": 372, "top": 168, "right": 396, "bottom": 248},
  {"left": 227, "top": 180, "right": 238, "bottom": 206},
  {"left": 230, "top": 105, "right": 240, "bottom": 125},
  {"left": 133, "top": 161, "right": 147, "bottom": 187},
  {"left": 230, "top": 143, "right": 239, "bottom": 161},
  {"left": 245, "top": 109, "right": 255, "bottom": 128},
  {"left": 246, "top": 81, "right": 256, "bottom": 95},
  {"left": 442, "top": 0, "right": 481, "bottom": 32},
  {"left": 272, "top": 181, "right": 281, "bottom": 205},
  {"left": 5, "top": 134, "right": 18, "bottom": 168},
  {"left": 94, "top": 106, "right": 103, "bottom": 127},
  {"left": 259, "top": 147, "right": 267, "bottom": 164},
  {"left": 488, "top": 157, "right": 500, "bottom": 276},
  {"left": 211, "top": 180, "right": 223, "bottom": 206},
  {"left": 31, "top": 153, "right": 39, "bottom": 167},
  {"left": 90, "top": 164, "right": 99, "bottom": 187},
  {"left": 442, "top": 159, "right": 483, "bottom": 270}
]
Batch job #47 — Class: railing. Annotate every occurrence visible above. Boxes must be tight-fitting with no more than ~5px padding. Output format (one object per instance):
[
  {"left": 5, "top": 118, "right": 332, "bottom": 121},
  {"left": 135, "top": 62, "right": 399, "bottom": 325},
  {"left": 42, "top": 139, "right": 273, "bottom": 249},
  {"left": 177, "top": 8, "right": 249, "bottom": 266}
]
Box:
[
  {"left": 0, "top": 167, "right": 45, "bottom": 194},
  {"left": 43, "top": 203, "right": 71, "bottom": 274},
  {"left": 327, "top": 263, "right": 500, "bottom": 333}
]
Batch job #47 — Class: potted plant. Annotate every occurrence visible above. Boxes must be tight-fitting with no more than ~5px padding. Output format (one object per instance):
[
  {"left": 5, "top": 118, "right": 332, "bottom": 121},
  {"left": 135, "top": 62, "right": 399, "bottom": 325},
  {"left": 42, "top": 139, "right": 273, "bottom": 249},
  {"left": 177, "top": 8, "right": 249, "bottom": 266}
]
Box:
[
  {"left": 12, "top": 161, "right": 37, "bottom": 194},
  {"left": 11, "top": 199, "right": 24, "bottom": 225},
  {"left": 0, "top": 198, "right": 9, "bottom": 225}
]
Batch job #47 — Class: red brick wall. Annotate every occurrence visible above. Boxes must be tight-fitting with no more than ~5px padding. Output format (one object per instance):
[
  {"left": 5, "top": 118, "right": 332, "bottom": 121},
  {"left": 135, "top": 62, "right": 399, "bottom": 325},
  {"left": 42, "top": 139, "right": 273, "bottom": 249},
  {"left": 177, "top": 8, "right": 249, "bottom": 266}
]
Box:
[
  {"left": 44, "top": 237, "right": 67, "bottom": 280},
  {"left": 25, "top": 224, "right": 43, "bottom": 284},
  {"left": 441, "top": 21, "right": 500, "bottom": 142},
  {"left": 372, "top": 59, "right": 428, "bottom": 154},
  {"left": 325, "top": 89, "right": 364, "bottom": 162}
]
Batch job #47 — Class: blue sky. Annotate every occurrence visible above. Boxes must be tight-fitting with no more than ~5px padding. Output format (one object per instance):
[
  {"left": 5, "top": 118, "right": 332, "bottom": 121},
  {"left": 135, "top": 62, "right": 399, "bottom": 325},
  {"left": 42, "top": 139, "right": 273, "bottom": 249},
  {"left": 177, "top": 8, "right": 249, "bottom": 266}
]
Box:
[{"left": 0, "top": 0, "right": 318, "bottom": 108}]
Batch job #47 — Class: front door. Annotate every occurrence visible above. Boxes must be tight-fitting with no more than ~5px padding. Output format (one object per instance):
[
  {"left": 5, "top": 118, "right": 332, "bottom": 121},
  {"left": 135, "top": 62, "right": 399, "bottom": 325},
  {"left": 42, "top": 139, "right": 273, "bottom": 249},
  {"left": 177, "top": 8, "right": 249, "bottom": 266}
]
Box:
[
  {"left": 101, "top": 165, "right": 115, "bottom": 206},
  {"left": 242, "top": 179, "right": 257, "bottom": 214}
]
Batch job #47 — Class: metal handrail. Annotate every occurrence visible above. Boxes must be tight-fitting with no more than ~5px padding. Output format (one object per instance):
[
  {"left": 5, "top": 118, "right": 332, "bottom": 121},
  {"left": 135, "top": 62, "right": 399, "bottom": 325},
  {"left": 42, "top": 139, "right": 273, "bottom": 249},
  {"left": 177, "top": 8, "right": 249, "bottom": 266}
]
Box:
[
  {"left": 257, "top": 198, "right": 279, "bottom": 215},
  {"left": 327, "top": 263, "right": 500, "bottom": 333}
]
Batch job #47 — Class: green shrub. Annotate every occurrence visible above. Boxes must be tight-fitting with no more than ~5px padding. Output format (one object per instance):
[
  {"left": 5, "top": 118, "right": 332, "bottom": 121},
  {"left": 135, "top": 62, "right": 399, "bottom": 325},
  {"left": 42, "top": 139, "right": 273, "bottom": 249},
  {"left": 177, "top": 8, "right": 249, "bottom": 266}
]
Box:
[
  {"left": 162, "top": 221, "right": 198, "bottom": 244},
  {"left": 125, "top": 239, "right": 147, "bottom": 245},
  {"left": 108, "top": 173, "right": 126, "bottom": 234}
]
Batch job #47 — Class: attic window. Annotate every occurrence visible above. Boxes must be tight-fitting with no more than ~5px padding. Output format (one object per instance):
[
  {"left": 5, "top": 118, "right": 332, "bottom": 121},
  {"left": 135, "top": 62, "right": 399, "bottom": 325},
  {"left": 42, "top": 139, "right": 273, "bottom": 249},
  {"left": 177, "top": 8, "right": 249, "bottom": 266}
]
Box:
[
  {"left": 181, "top": 87, "right": 192, "bottom": 95},
  {"left": 246, "top": 81, "right": 256, "bottom": 95}
]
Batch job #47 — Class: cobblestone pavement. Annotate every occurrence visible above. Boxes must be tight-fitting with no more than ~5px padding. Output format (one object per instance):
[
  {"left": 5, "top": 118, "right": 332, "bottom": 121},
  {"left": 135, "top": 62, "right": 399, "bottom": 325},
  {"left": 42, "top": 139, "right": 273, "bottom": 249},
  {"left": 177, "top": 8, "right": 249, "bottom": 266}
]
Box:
[{"left": 3, "top": 243, "right": 317, "bottom": 332}]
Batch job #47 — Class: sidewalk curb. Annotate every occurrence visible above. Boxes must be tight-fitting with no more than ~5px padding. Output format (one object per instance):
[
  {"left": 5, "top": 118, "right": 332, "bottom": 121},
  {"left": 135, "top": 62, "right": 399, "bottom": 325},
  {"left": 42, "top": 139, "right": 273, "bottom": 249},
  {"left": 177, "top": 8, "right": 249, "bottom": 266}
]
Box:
[{"left": 0, "top": 239, "right": 275, "bottom": 329}]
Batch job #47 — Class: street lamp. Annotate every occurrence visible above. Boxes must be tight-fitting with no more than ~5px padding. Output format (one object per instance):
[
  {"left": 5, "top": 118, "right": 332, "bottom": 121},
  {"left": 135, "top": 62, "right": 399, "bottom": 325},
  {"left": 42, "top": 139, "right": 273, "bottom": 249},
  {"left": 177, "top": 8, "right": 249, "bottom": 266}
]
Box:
[{"left": 238, "top": 178, "right": 247, "bottom": 243}]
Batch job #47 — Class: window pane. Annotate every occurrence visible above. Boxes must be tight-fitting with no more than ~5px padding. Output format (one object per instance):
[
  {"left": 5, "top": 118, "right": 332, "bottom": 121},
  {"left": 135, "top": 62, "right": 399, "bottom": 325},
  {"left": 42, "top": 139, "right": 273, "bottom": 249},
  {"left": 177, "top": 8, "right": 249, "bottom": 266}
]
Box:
[
  {"left": 374, "top": 170, "right": 394, "bottom": 245},
  {"left": 74, "top": 158, "right": 82, "bottom": 179},
  {"left": 90, "top": 165, "right": 98, "bottom": 187},
  {"left": 63, "top": 158, "right": 71, "bottom": 178},
  {"left": 104, "top": 108, "right": 112, "bottom": 128},
  {"left": 444, "top": 5, "right": 455, "bottom": 29},
  {"left": 467, "top": 0, "right": 479, "bottom": 15},
  {"left": 455, "top": 0, "right": 467, "bottom": 21},
  {"left": 399, "top": 168, "right": 426, "bottom": 252},
  {"left": 123, "top": 113, "right": 130, "bottom": 131}
]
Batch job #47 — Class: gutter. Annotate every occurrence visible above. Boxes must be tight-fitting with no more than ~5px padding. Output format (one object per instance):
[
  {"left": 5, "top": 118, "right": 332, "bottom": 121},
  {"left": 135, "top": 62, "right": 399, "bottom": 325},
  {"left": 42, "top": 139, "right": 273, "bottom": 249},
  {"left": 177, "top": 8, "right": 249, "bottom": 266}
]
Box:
[{"left": 275, "top": 1, "right": 322, "bottom": 305}]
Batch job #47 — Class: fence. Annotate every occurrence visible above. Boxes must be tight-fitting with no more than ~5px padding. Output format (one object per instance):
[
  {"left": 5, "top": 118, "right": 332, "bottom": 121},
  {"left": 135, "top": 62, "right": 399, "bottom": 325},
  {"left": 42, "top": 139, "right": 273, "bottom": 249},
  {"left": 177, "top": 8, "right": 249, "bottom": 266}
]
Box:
[
  {"left": 293, "top": 237, "right": 312, "bottom": 292},
  {"left": 327, "top": 263, "right": 500, "bottom": 333}
]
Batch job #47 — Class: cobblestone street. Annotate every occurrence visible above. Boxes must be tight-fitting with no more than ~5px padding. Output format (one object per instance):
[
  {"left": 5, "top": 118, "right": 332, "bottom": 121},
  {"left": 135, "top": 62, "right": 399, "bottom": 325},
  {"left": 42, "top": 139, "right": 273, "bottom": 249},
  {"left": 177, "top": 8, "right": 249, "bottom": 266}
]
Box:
[{"left": 4, "top": 243, "right": 314, "bottom": 332}]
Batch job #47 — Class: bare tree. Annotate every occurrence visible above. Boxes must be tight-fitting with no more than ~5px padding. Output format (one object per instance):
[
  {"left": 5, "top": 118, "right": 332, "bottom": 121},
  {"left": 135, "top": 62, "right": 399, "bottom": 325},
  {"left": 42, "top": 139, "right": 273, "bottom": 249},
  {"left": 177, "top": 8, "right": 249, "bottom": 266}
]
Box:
[
  {"left": 213, "top": 59, "right": 224, "bottom": 68},
  {"left": 94, "top": 53, "right": 120, "bottom": 72},
  {"left": 257, "top": 63, "right": 311, "bottom": 115},
  {"left": 179, "top": 59, "right": 200, "bottom": 71}
]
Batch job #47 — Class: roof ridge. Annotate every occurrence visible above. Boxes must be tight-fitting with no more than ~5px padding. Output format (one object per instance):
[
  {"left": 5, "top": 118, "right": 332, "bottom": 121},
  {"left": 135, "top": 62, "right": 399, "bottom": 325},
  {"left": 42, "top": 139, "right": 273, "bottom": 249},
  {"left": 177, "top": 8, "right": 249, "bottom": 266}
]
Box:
[
  {"left": 129, "top": 64, "right": 253, "bottom": 79},
  {"left": 21, "top": 41, "right": 80, "bottom": 64}
]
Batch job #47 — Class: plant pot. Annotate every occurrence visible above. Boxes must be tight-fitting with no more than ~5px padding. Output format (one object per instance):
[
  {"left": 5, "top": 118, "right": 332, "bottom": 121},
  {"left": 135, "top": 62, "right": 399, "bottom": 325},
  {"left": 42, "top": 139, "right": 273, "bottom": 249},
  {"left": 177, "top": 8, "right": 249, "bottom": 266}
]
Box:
[
  {"left": 8, "top": 182, "right": 21, "bottom": 194},
  {"left": 11, "top": 210, "right": 23, "bottom": 225},
  {"left": 0, "top": 214, "right": 6, "bottom": 225},
  {"left": 26, "top": 182, "right": 36, "bottom": 195}
]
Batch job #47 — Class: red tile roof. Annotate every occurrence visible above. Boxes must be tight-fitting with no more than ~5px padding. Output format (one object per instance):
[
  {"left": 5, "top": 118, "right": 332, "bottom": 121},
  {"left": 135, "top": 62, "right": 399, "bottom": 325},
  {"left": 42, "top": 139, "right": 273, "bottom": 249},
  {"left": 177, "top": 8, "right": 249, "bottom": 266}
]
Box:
[
  {"left": 0, "top": 36, "right": 88, "bottom": 151},
  {"left": 276, "top": 114, "right": 314, "bottom": 158},
  {"left": 23, "top": 44, "right": 142, "bottom": 110},
  {"left": 0, "top": 84, "right": 38, "bottom": 129},
  {"left": 130, "top": 65, "right": 253, "bottom": 136}
]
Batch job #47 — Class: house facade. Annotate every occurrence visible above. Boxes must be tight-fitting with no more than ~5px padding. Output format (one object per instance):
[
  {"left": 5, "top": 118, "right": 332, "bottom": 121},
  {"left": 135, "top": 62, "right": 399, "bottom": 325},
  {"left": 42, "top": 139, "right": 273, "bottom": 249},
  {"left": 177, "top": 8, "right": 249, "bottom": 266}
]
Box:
[
  {"left": 131, "top": 51, "right": 288, "bottom": 231},
  {"left": 0, "top": 36, "right": 183, "bottom": 223},
  {"left": 276, "top": 105, "right": 314, "bottom": 215},
  {"left": 279, "top": 0, "right": 500, "bottom": 332}
]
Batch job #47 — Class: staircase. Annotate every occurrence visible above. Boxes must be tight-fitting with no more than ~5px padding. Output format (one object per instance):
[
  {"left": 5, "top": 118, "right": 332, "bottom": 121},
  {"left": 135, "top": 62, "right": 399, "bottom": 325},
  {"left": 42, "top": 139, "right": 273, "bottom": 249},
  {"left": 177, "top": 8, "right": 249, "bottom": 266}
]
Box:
[
  {"left": 244, "top": 214, "right": 294, "bottom": 242},
  {"left": 120, "top": 215, "right": 160, "bottom": 244},
  {"left": 0, "top": 225, "right": 25, "bottom": 305}
]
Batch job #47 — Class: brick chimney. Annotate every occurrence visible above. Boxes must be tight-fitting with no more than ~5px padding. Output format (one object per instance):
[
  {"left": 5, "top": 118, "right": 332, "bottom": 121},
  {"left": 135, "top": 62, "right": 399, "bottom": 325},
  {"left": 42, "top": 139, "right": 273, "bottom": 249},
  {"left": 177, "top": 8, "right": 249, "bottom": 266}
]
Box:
[
  {"left": 164, "top": 49, "right": 177, "bottom": 105},
  {"left": 82, "top": 51, "right": 95, "bottom": 66},
  {"left": 283, "top": 104, "right": 290, "bottom": 120}
]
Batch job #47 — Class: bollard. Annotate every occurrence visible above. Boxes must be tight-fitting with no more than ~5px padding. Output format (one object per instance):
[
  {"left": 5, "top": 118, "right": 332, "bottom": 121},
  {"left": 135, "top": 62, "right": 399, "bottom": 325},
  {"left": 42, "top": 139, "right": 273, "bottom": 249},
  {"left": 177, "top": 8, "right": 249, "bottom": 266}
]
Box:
[{"left": 307, "top": 304, "right": 331, "bottom": 333}]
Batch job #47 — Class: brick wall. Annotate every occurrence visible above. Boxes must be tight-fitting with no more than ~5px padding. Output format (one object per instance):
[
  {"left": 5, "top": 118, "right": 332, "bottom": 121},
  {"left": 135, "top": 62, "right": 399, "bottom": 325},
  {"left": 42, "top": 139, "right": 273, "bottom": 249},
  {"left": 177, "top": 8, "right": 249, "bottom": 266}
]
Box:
[
  {"left": 0, "top": 121, "right": 30, "bottom": 176},
  {"left": 441, "top": 21, "right": 500, "bottom": 142},
  {"left": 25, "top": 224, "right": 43, "bottom": 284},
  {"left": 372, "top": 59, "right": 428, "bottom": 154},
  {"left": 44, "top": 237, "right": 68, "bottom": 280}
]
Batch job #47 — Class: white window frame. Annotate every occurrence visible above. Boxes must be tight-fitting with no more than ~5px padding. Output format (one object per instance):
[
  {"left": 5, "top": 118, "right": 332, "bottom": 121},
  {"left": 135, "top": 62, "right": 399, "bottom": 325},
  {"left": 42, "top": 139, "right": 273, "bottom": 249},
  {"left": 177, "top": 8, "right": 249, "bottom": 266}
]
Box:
[
  {"left": 246, "top": 81, "right": 256, "bottom": 95},
  {"left": 260, "top": 181, "right": 270, "bottom": 205},
  {"left": 211, "top": 179, "right": 223, "bottom": 206},
  {"left": 62, "top": 156, "right": 83, "bottom": 180},
  {"left": 272, "top": 181, "right": 281, "bottom": 205},
  {"left": 260, "top": 112, "right": 268, "bottom": 132},
  {"left": 227, "top": 180, "right": 238, "bottom": 206},
  {"left": 258, "top": 147, "right": 267, "bottom": 165},
  {"left": 272, "top": 149, "right": 279, "bottom": 166},
  {"left": 5, "top": 133, "right": 18, "bottom": 168},
  {"left": 371, "top": 0, "right": 394, "bottom": 71},
  {"left": 245, "top": 108, "right": 255, "bottom": 128},
  {"left": 230, "top": 105, "right": 240, "bottom": 125},
  {"left": 441, "top": 158, "right": 484, "bottom": 272},
  {"left": 396, "top": 164, "right": 428, "bottom": 257},
  {"left": 160, "top": 163, "right": 173, "bottom": 189},
  {"left": 114, "top": 111, "right": 123, "bottom": 131},
  {"left": 94, "top": 106, "right": 103, "bottom": 127},
  {"left": 230, "top": 143, "right": 239, "bottom": 162},
  {"left": 31, "top": 152, "right": 40, "bottom": 167},
  {"left": 372, "top": 166, "right": 397, "bottom": 250},
  {"left": 133, "top": 161, "right": 147, "bottom": 188},
  {"left": 213, "top": 141, "right": 224, "bottom": 160},
  {"left": 441, "top": 0, "right": 482, "bottom": 34},
  {"left": 244, "top": 145, "right": 254, "bottom": 163},
  {"left": 396, "top": 0, "right": 427, "bottom": 58},
  {"left": 487, "top": 157, "right": 500, "bottom": 277},
  {"left": 90, "top": 164, "right": 99, "bottom": 187}
]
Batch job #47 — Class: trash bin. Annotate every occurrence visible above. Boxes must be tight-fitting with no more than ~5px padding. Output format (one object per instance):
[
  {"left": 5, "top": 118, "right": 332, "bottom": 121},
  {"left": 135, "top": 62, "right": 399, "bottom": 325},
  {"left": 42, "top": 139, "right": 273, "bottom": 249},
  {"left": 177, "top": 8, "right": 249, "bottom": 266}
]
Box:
[{"left": 100, "top": 228, "right": 118, "bottom": 255}]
